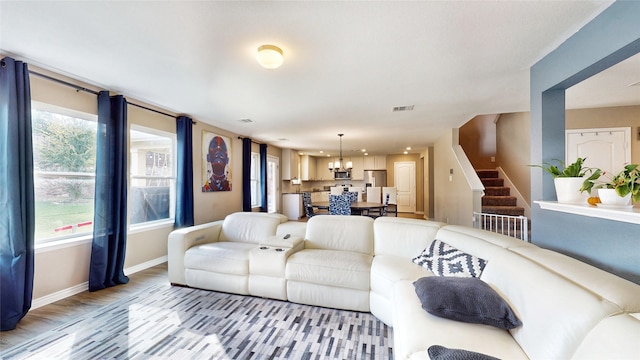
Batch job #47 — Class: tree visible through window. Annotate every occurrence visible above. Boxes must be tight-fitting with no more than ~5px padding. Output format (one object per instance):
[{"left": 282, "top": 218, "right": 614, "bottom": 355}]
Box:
[{"left": 32, "top": 107, "right": 97, "bottom": 243}]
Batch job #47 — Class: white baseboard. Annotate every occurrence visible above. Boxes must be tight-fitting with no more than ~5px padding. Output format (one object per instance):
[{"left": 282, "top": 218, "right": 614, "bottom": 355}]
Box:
[
  {"left": 123, "top": 255, "right": 168, "bottom": 276},
  {"left": 31, "top": 256, "right": 168, "bottom": 310},
  {"left": 32, "top": 282, "right": 88, "bottom": 310}
]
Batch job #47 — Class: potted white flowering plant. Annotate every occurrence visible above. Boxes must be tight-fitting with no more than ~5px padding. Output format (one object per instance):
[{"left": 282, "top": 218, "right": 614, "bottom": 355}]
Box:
[{"left": 580, "top": 164, "right": 640, "bottom": 206}]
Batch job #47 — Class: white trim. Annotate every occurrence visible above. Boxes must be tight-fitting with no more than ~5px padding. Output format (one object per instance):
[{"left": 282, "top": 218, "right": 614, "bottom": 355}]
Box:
[
  {"left": 30, "top": 256, "right": 168, "bottom": 310},
  {"left": 32, "top": 100, "right": 97, "bottom": 122},
  {"left": 123, "top": 255, "right": 168, "bottom": 276},
  {"left": 31, "top": 282, "right": 88, "bottom": 310},
  {"left": 452, "top": 145, "right": 484, "bottom": 191},
  {"left": 129, "top": 220, "right": 174, "bottom": 234},
  {"left": 535, "top": 201, "right": 640, "bottom": 224},
  {"left": 497, "top": 166, "right": 531, "bottom": 218},
  {"left": 35, "top": 236, "right": 92, "bottom": 253},
  {"left": 36, "top": 222, "right": 174, "bottom": 252}
]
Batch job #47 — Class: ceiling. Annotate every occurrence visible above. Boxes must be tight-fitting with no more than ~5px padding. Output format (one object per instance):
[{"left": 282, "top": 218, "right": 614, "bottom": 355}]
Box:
[{"left": 2, "top": 1, "right": 637, "bottom": 158}]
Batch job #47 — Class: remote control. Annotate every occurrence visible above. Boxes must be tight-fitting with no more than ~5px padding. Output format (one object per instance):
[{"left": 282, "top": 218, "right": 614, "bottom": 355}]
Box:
[{"left": 283, "top": 234, "right": 291, "bottom": 239}]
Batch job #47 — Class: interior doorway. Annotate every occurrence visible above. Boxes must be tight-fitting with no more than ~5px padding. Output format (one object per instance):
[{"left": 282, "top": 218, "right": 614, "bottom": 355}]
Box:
[
  {"left": 566, "top": 127, "right": 630, "bottom": 174},
  {"left": 394, "top": 161, "right": 416, "bottom": 213}
]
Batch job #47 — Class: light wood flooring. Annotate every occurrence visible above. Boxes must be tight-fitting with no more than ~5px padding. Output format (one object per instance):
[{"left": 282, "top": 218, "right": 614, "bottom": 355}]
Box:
[
  {"left": 1, "top": 214, "right": 424, "bottom": 350},
  {"left": 0, "top": 263, "right": 169, "bottom": 350}
]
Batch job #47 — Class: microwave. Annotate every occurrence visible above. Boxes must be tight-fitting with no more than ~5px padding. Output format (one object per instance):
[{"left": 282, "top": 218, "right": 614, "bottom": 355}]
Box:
[{"left": 334, "top": 170, "right": 351, "bottom": 179}]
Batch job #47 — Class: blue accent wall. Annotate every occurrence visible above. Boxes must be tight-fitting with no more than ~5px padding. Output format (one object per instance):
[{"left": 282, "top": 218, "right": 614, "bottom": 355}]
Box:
[{"left": 530, "top": 2, "right": 640, "bottom": 284}]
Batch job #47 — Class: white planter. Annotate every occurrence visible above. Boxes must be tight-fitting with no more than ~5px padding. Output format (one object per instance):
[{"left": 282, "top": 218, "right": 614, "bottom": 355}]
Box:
[
  {"left": 554, "top": 177, "right": 589, "bottom": 204},
  {"left": 597, "top": 188, "right": 632, "bottom": 206}
]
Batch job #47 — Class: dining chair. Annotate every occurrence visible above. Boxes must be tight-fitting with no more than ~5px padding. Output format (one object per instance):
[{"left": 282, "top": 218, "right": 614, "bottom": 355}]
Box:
[
  {"left": 382, "top": 187, "right": 398, "bottom": 217},
  {"left": 302, "top": 192, "right": 315, "bottom": 219},
  {"left": 344, "top": 191, "right": 358, "bottom": 203},
  {"left": 344, "top": 191, "right": 361, "bottom": 215},
  {"left": 368, "top": 193, "right": 388, "bottom": 218},
  {"left": 329, "top": 194, "right": 351, "bottom": 215},
  {"left": 366, "top": 187, "right": 381, "bottom": 203},
  {"left": 380, "top": 193, "right": 389, "bottom": 217},
  {"left": 348, "top": 187, "right": 363, "bottom": 202}
]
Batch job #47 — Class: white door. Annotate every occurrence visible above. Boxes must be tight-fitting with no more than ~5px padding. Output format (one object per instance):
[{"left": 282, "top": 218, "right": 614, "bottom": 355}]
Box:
[
  {"left": 394, "top": 161, "right": 416, "bottom": 213},
  {"left": 267, "top": 156, "right": 279, "bottom": 213},
  {"left": 566, "top": 127, "right": 630, "bottom": 174}
]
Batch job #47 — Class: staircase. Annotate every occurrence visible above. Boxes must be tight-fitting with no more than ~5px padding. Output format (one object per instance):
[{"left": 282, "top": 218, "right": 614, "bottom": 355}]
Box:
[
  {"left": 475, "top": 169, "right": 530, "bottom": 241},
  {"left": 477, "top": 169, "right": 524, "bottom": 216}
]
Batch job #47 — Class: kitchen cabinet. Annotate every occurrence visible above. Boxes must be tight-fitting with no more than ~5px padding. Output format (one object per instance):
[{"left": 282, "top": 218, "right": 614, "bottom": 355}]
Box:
[
  {"left": 282, "top": 193, "right": 303, "bottom": 220},
  {"left": 349, "top": 156, "right": 364, "bottom": 180},
  {"left": 282, "top": 149, "right": 300, "bottom": 180},
  {"left": 300, "top": 155, "right": 317, "bottom": 181},
  {"left": 315, "top": 157, "right": 333, "bottom": 180},
  {"left": 364, "top": 155, "right": 387, "bottom": 170}
]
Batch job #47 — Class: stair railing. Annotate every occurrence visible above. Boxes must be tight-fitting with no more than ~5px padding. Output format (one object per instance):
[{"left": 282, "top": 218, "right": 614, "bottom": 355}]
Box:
[{"left": 473, "top": 212, "right": 529, "bottom": 242}]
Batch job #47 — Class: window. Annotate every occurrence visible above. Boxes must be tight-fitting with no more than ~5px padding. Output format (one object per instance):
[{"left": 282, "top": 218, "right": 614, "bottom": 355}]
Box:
[
  {"left": 250, "top": 152, "right": 261, "bottom": 208},
  {"left": 32, "top": 105, "right": 97, "bottom": 244},
  {"left": 267, "top": 155, "right": 279, "bottom": 213},
  {"left": 129, "top": 126, "right": 176, "bottom": 226}
]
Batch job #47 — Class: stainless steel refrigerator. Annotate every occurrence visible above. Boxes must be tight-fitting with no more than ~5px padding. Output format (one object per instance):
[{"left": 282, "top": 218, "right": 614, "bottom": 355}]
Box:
[{"left": 364, "top": 170, "right": 387, "bottom": 188}]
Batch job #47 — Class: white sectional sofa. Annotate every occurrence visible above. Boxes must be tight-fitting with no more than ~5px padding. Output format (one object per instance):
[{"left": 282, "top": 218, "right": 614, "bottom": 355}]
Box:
[{"left": 168, "top": 212, "right": 640, "bottom": 359}]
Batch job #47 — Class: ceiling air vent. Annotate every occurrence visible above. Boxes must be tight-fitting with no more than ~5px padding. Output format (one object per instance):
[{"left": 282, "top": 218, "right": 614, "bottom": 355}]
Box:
[
  {"left": 392, "top": 105, "right": 414, "bottom": 112},
  {"left": 238, "top": 118, "right": 254, "bottom": 124}
]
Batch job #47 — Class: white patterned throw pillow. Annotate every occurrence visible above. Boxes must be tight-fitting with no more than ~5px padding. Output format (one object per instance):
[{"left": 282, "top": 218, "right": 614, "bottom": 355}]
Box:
[{"left": 412, "top": 239, "right": 487, "bottom": 278}]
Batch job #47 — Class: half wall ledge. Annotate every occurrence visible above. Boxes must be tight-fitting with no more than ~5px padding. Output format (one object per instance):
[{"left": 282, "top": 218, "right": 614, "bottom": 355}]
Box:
[{"left": 535, "top": 201, "right": 640, "bottom": 225}]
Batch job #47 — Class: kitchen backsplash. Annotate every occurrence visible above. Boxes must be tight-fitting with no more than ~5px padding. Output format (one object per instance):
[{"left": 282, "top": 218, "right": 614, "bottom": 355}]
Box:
[{"left": 282, "top": 179, "right": 367, "bottom": 193}]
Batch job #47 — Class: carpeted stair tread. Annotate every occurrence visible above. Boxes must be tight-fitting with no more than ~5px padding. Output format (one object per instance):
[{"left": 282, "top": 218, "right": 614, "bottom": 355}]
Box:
[
  {"left": 476, "top": 169, "right": 531, "bottom": 240},
  {"left": 484, "top": 187, "right": 511, "bottom": 196},
  {"left": 481, "top": 205, "right": 525, "bottom": 216},
  {"left": 482, "top": 196, "right": 517, "bottom": 206},
  {"left": 480, "top": 178, "right": 504, "bottom": 187},
  {"left": 476, "top": 170, "right": 499, "bottom": 179}
]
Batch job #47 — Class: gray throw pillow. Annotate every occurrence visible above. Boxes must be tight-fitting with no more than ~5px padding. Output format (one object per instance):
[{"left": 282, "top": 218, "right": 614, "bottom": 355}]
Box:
[
  {"left": 413, "top": 276, "right": 522, "bottom": 330},
  {"left": 427, "top": 345, "right": 500, "bottom": 360}
]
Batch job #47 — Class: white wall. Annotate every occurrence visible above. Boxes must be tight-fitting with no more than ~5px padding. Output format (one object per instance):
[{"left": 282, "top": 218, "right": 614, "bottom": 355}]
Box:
[{"left": 433, "top": 128, "right": 482, "bottom": 226}]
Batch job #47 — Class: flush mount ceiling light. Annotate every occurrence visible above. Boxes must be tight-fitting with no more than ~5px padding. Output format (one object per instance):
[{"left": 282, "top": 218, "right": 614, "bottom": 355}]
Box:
[{"left": 256, "top": 45, "right": 284, "bottom": 69}]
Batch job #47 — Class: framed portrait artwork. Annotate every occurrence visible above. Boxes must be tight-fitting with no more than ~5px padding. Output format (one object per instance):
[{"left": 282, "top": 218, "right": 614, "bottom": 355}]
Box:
[{"left": 202, "top": 131, "right": 232, "bottom": 192}]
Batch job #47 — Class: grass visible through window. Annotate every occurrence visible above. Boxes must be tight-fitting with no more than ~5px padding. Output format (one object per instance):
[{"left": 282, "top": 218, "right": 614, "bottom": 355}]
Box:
[{"left": 35, "top": 200, "right": 94, "bottom": 240}]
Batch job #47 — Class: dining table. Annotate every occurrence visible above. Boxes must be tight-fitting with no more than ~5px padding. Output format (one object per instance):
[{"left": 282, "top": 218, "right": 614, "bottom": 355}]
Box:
[{"left": 311, "top": 201, "right": 385, "bottom": 215}]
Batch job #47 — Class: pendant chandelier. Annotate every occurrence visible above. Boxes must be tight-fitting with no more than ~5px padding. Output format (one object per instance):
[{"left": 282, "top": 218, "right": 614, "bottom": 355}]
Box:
[{"left": 328, "top": 134, "right": 353, "bottom": 172}]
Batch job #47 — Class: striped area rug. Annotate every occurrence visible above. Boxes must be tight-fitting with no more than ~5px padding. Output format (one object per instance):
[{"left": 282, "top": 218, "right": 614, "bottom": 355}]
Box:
[{"left": 3, "top": 285, "right": 393, "bottom": 359}]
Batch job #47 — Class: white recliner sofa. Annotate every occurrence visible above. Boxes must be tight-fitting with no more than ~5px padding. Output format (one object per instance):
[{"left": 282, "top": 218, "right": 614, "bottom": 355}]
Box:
[
  {"left": 390, "top": 224, "right": 640, "bottom": 359},
  {"left": 285, "top": 215, "right": 374, "bottom": 312},
  {"left": 168, "top": 212, "right": 640, "bottom": 359},
  {"left": 168, "top": 212, "right": 305, "bottom": 300}
]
